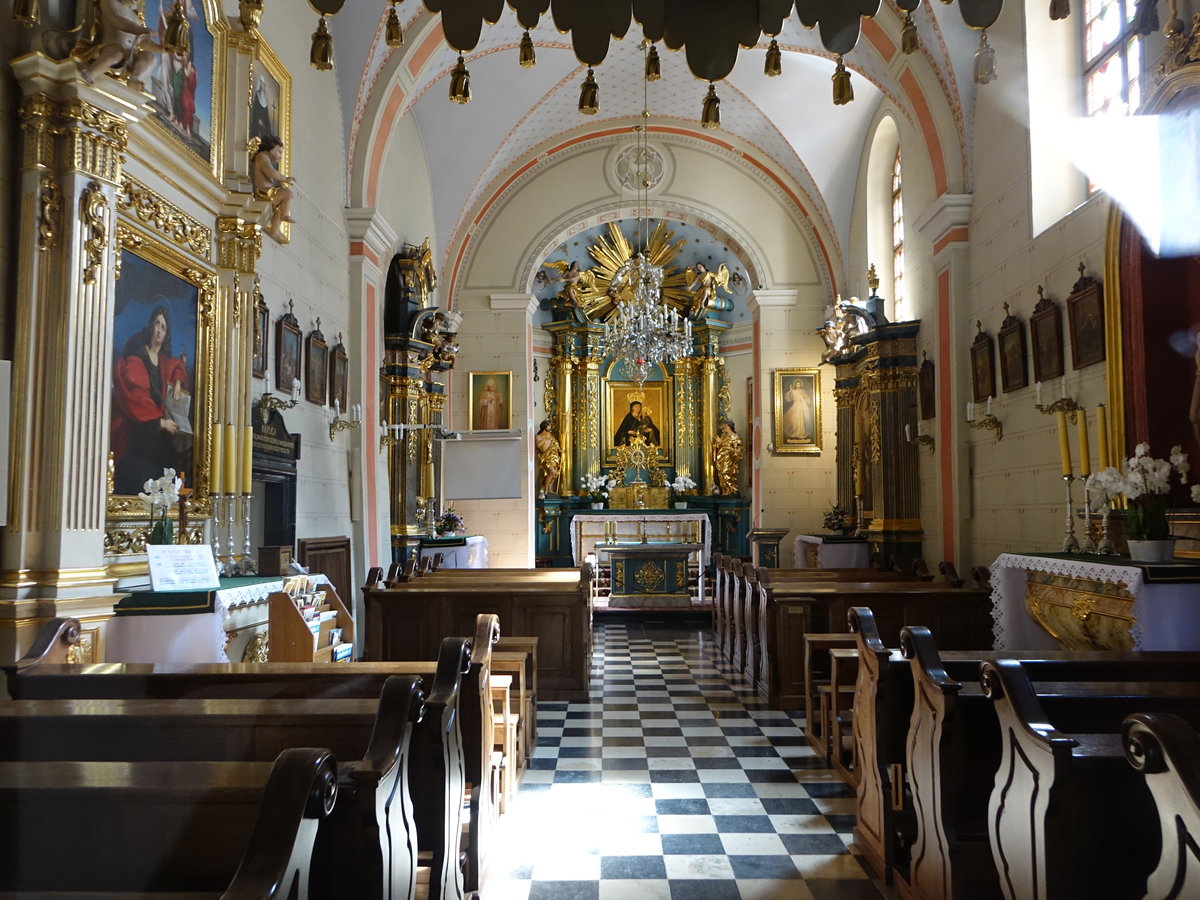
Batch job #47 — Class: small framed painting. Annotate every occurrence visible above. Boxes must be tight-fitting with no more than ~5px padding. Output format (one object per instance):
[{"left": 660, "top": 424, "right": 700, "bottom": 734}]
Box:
[
  {"left": 469, "top": 371, "right": 511, "bottom": 431},
  {"left": 1067, "top": 266, "right": 1105, "bottom": 369},
  {"left": 306, "top": 322, "right": 328, "bottom": 405},
  {"left": 918, "top": 352, "right": 935, "bottom": 420},
  {"left": 998, "top": 303, "right": 1028, "bottom": 393},
  {"left": 275, "top": 304, "right": 301, "bottom": 395},
  {"left": 970, "top": 322, "right": 996, "bottom": 404},
  {"left": 252, "top": 284, "right": 269, "bottom": 378},
  {"left": 1030, "top": 286, "right": 1065, "bottom": 383},
  {"left": 772, "top": 368, "right": 821, "bottom": 454},
  {"left": 329, "top": 336, "right": 348, "bottom": 414}
]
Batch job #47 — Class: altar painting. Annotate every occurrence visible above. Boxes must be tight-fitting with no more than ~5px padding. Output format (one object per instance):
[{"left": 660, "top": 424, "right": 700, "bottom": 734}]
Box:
[
  {"left": 604, "top": 379, "right": 674, "bottom": 466},
  {"left": 143, "top": 0, "right": 215, "bottom": 164}
]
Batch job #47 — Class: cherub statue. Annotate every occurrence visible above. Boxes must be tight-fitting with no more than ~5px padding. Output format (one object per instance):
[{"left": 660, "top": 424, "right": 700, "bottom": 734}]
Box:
[
  {"left": 252, "top": 135, "right": 296, "bottom": 240},
  {"left": 684, "top": 262, "right": 733, "bottom": 317},
  {"left": 79, "top": 0, "right": 163, "bottom": 87},
  {"left": 540, "top": 260, "right": 596, "bottom": 310}
]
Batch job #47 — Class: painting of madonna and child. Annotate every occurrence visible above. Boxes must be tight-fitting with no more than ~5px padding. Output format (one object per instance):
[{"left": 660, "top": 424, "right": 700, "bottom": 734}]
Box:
[{"left": 109, "top": 251, "right": 200, "bottom": 497}]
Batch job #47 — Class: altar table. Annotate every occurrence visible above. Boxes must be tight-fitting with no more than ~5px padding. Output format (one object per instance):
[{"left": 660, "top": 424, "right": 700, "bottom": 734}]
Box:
[
  {"left": 418, "top": 534, "right": 488, "bottom": 569},
  {"left": 571, "top": 512, "right": 711, "bottom": 567},
  {"left": 792, "top": 533, "right": 871, "bottom": 569},
  {"left": 607, "top": 542, "right": 702, "bottom": 608},
  {"left": 990, "top": 552, "right": 1200, "bottom": 651}
]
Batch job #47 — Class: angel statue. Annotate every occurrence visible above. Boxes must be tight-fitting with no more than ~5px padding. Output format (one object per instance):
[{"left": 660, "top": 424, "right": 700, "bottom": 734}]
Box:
[
  {"left": 79, "top": 0, "right": 163, "bottom": 87},
  {"left": 540, "top": 260, "right": 597, "bottom": 315},
  {"left": 684, "top": 262, "right": 733, "bottom": 317}
]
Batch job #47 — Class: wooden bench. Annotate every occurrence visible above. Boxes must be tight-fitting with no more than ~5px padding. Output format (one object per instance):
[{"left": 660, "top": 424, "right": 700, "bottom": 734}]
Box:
[
  {"left": 6, "top": 617, "right": 487, "bottom": 900},
  {"left": 363, "top": 566, "right": 591, "bottom": 700},
  {"left": 0, "top": 745, "right": 338, "bottom": 897}
]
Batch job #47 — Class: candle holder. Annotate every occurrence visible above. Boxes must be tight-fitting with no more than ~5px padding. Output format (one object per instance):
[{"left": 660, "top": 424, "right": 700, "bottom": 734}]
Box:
[
  {"left": 1097, "top": 501, "right": 1116, "bottom": 554},
  {"left": 211, "top": 494, "right": 227, "bottom": 576},
  {"left": 1061, "top": 474, "right": 1080, "bottom": 553},
  {"left": 329, "top": 414, "right": 361, "bottom": 441},
  {"left": 1079, "top": 479, "right": 1097, "bottom": 553},
  {"left": 967, "top": 413, "right": 1004, "bottom": 441},
  {"left": 854, "top": 496, "right": 866, "bottom": 536},
  {"left": 1036, "top": 396, "right": 1083, "bottom": 422},
  {"left": 225, "top": 493, "right": 238, "bottom": 574},
  {"left": 239, "top": 495, "right": 257, "bottom": 574},
  {"left": 256, "top": 391, "right": 297, "bottom": 421}
]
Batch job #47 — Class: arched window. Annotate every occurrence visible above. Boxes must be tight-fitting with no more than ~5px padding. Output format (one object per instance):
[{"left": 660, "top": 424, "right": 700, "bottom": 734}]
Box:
[
  {"left": 891, "top": 148, "right": 905, "bottom": 318},
  {"left": 865, "top": 115, "right": 900, "bottom": 319},
  {"left": 1082, "top": 0, "right": 1143, "bottom": 117}
]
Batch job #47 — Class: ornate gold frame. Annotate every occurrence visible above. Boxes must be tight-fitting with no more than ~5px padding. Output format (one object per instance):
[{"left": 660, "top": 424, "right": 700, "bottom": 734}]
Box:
[
  {"left": 772, "top": 368, "right": 821, "bottom": 454},
  {"left": 603, "top": 375, "right": 675, "bottom": 466},
  {"left": 106, "top": 224, "right": 218, "bottom": 523},
  {"left": 249, "top": 34, "right": 292, "bottom": 240},
  {"left": 469, "top": 371, "right": 512, "bottom": 431}
]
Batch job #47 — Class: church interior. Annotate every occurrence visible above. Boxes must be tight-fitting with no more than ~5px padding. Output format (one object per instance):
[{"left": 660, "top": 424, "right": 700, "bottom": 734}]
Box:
[{"left": 2, "top": 0, "right": 1200, "bottom": 897}]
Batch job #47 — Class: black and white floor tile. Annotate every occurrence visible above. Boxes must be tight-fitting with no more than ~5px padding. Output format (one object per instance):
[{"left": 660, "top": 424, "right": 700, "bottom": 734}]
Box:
[{"left": 482, "top": 617, "right": 891, "bottom": 899}]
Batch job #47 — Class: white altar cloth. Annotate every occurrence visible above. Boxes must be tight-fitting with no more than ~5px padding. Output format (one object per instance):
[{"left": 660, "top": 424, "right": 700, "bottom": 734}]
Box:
[
  {"left": 571, "top": 513, "right": 711, "bottom": 567},
  {"left": 990, "top": 553, "right": 1200, "bottom": 650},
  {"left": 792, "top": 534, "right": 872, "bottom": 569},
  {"left": 420, "top": 535, "right": 489, "bottom": 569}
]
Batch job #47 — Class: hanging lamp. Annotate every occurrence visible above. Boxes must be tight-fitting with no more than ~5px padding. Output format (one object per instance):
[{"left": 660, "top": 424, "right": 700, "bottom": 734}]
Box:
[
  {"left": 701, "top": 84, "right": 721, "bottom": 128},
  {"left": 311, "top": 16, "right": 334, "bottom": 70},
  {"left": 449, "top": 55, "right": 471, "bottom": 103},
  {"left": 519, "top": 30, "right": 536, "bottom": 67},
  {"left": 579, "top": 68, "right": 599, "bottom": 115},
  {"left": 764, "top": 38, "right": 782, "bottom": 77},
  {"left": 385, "top": 1, "right": 403, "bottom": 48},
  {"left": 163, "top": 0, "right": 191, "bottom": 56}
]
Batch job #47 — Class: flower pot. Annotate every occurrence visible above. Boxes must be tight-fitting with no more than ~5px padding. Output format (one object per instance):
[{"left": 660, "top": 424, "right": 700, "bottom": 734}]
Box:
[
  {"left": 591, "top": 502, "right": 605, "bottom": 510},
  {"left": 1127, "top": 539, "right": 1176, "bottom": 563},
  {"left": 147, "top": 514, "right": 174, "bottom": 546},
  {"left": 674, "top": 501, "right": 688, "bottom": 509}
]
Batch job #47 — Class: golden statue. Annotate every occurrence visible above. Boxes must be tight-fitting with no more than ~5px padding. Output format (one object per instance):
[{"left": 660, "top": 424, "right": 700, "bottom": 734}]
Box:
[
  {"left": 535, "top": 419, "right": 562, "bottom": 495},
  {"left": 712, "top": 418, "right": 744, "bottom": 495},
  {"left": 684, "top": 262, "right": 733, "bottom": 316}
]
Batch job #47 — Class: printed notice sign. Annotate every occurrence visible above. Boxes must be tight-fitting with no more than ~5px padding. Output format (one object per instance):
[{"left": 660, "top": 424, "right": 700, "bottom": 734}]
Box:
[{"left": 147, "top": 544, "right": 222, "bottom": 591}]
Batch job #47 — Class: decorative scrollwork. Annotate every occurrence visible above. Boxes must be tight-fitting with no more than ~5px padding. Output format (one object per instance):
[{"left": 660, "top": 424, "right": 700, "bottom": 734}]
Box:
[
  {"left": 120, "top": 177, "right": 212, "bottom": 257},
  {"left": 38, "top": 174, "right": 61, "bottom": 250},
  {"left": 634, "top": 562, "right": 665, "bottom": 593},
  {"left": 81, "top": 180, "right": 106, "bottom": 284}
]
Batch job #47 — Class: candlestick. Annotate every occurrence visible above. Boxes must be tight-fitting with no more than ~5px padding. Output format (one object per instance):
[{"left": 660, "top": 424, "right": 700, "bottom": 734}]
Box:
[
  {"left": 239, "top": 495, "right": 257, "bottom": 574},
  {"left": 1097, "top": 498, "right": 1115, "bottom": 554},
  {"left": 966, "top": 401, "right": 974, "bottom": 422},
  {"left": 1096, "top": 404, "right": 1109, "bottom": 469},
  {"left": 1035, "top": 381, "right": 1042, "bottom": 406},
  {"left": 1079, "top": 478, "right": 1097, "bottom": 553},
  {"left": 242, "top": 426, "right": 253, "bottom": 495},
  {"left": 1076, "top": 411, "right": 1091, "bottom": 478},
  {"left": 1062, "top": 475, "right": 1080, "bottom": 553},
  {"left": 223, "top": 424, "right": 238, "bottom": 496},
  {"left": 210, "top": 422, "right": 223, "bottom": 495},
  {"left": 225, "top": 488, "right": 237, "bottom": 573},
  {"left": 986, "top": 395, "right": 993, "bottom": 416},
  {"left": 211, "top": 494, "right": 226, "bottom": 576},
  {"left": 905, "top": 424, "right": 911, "bottom": 442},
  {"left": 1055, "top": 411, "right": 1072, "bottom": 476}
]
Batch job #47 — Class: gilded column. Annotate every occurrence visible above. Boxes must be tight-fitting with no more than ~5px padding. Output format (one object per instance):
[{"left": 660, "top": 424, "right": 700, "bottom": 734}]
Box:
[{"left": 700, "top": 355, "right": 723, "bottom": 492}]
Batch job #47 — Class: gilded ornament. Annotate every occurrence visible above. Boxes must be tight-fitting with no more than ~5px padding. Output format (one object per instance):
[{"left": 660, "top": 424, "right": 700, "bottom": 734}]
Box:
[
  {"left": 634, "top": 562, "right": 665, "bottom": 592},
  {"left": 37, "top": 174, "right": 61, "bottom": 250},
  {"left": 120, "top": 177, "right": 212, "bottom": 257},
  {"left": 65, "top": 631, "right": 96, "bottom": 665},
  {"left": 81, "top": 180, "right": 107, "bottom": 285},
  {"left": 242, "top": 631, "right": 270, "bottom": 662}
]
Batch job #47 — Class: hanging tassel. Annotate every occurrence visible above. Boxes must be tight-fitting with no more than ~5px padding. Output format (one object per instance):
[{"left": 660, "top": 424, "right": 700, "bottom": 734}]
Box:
[
  {"left": 901, "top": 13, "right": 919, "bottom": 54},
  {"left": 449, "top": 54, "right": 471, "bottom": 103},
  {"left": 1049, "top": 0, "right": 1070, "bottom": 19},
  {"left": 973, "top": 29, "right": 997, "bottom": 84},
  {"left": 764, "top": 39, "right": 782, "bottom": 77},
  {"left": 701, "top": 83, "right": 720, "bottom": 128},
  {"left": 645, "top": 43, "right": 661, "bottom": 81},
  {"left": 579, "top": 68, "right": 599, "bottom": 114},
  {"left": 311, "top": 16, "right": 334, "bottom": 71},
  {"left": 519, "top": 30, "right": 536, "bottom": 67},
  {"left": 832, "top": 56, "right": 853, "bottom": 105},
  {"left": 239, "top": 0, "right": 263, "bottom": 32},
  {"left": 163, "top": 0, "right": 191, "bottom": 56},
  {"left": 385, "top": 3, "right": 403, "bottom": 48},
  {"left": 11, "top": 0, "right": 39, "bottom": 26}
]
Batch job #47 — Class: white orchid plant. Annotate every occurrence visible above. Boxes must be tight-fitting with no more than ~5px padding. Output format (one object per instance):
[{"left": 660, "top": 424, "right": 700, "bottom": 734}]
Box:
[
  {"left": 138, "top": 468, "right": 183, "bottom": 545},
  {"left": 1086, "top": 443, "right": 1190, "bottom": 541},
  {"left": 670, "top": 474, "right": 697, "bottom": 495},
  {"left": 581, "top": 472, "right": 616, "bottom": 502}
]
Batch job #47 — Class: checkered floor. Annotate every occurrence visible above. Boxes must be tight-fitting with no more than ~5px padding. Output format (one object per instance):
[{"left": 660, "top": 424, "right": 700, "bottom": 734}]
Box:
[{"left": 481, "top": 616, "right": 891, "bottom": 899}]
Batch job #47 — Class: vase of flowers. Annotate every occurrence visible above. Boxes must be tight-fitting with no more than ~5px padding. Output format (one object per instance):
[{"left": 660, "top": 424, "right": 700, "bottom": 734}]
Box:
[
  {"left": 139, "top": 468, "right": 183, "bottom": 546},
  {"left": 823, "top": 503, "right": 852, "bottom": 535},
  {"left": 436, "top": 508, "right": 465, "bottom": 536},
  {"left": 581, "top": 472, "right": 615, "bottom": 509},
  {"left": 670, "top": 474, "right": 696, "bottom": 508},
  {"left": 1088, "top": 443, "right": 1190, "bottom": 562}
]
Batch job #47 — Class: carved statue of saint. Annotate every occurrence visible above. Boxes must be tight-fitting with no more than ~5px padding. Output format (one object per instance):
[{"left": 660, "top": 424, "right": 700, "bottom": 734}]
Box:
[
  {"left": 535, "top": 419, "right": 562, "bottom": 496},
  {"left": 684, "top": 262, "right": 733, "bottom": 317},
  {"left": 541, "top": 260, "right": 596, "bottom": 310},
  {"left": 712, "top": 418, "right": 744, "bottom": 495}
]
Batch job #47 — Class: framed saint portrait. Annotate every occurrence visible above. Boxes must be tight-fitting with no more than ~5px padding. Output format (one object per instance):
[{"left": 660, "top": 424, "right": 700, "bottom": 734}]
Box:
[
  {"left": 252, "top": 286, "right": 269, "bottom": 378},
  {"left": 772, "top": 369, "right": 821, "bottom": 454},
  {"left": 918, "top": 353, "right": 935, "bottom": 420},
  {"left": 1030, "top": 287, "right": 1064, "bottom": 383},
  {"left": 469, "top": 371, "right": 512, "bottom": 431},
  {"left": 1067, "top": 270, "right": 1106, "bottom": 369},
  {"left": 108, "top": 226, "right": 216, "bottom": 517},
  {"left": 250, "top": 38, "right": 290, "bottom": 150},
  {"left": 998, "top": 304, "right": 1029, "bottom": 393},
  {"left": 970, "top": 323, "right": 996, "bottom": 404},
  {"left": 140, "top": 0, "right": 219, "bottom": 171},
  {"left": 306, "top": 325, "right": 328, "bottom": 406},
  {"left": 275, "top": 308, "right": 301, "bottom": 395},
  {"left": 602, "top": 375, "right": 674, "bottom": 464},
  {"left": 329, "top": 338, "right": 348, "bottom": 415}
]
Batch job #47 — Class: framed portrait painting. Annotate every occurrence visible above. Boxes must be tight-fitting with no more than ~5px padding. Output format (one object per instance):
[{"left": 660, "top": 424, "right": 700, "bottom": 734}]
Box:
[
  {"left": 1030, "top": 286, "right": 1064, "bottom": 383},
  {"left": 918, "top": 352, "right": 936, "bottom": 420},
  {"left": 970, "top": 323, "right": 996, "bottom": 404},
  {"left": 275, "top": 307, "right": 301, "bottom": 395},
  {"left": 252, "top": 285, "right": 268, "bottom": 378},
  {"left": 772, "top": 369, "right": 821, "bottom": 454},
  {"left": 469, "top": 371, "right": 512, "bottom": 431},
  {"left": 141, "top": 0, "right": 218, "bottom": 170},
  {"left": 250, "top": 38, "right": 290, "bottom": 150},
  {"left": 603, "top": 377, "right": 674, "bottom": 464},
  {"left": 329, "top": 338, "right": 348, "bottom": 415},
  {"left": 306, "top": 325, "right": 328, "bottom": 406},
  {"left": 1067, "top": 269, "right": 1106, "bottom": 369},
  {"left": 998, "top": 303, "right": 1029, "bottom": 393},
  {"left": 108, "top": 226, "right": 216, "bottom": 516}
]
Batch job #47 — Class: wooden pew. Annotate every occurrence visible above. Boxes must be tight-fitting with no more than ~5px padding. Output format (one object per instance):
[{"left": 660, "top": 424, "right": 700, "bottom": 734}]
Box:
[
  {"left": 1123, "top": 712, "right": 1200, "bottom": 900},
  {"left": 7, "top": 619, "right": 483, "bottom": 900},
  {"left": 0, "top": 745, "right": 338, "bottom": 897},
  {"left": 363, "top": 566, "right": 591, "bottom": 700},
  {"left": 897, "top": 626, "right": 1200, "bottom": 900},
  {"left": 981, "top": 658, "right": 1200, "bottom": 900}
]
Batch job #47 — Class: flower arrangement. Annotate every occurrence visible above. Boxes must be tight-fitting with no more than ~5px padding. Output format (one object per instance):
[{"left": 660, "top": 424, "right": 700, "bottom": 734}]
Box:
[
  {"left": 138, "top": 468, "right": 183, "bottom": 545},
  {"left": 823, "top": 503, "right": 851, "bottom": 533},
  {"left": 436, "top": 508, "right": 465, "bottom": 536},
  {"left": 1087, "top": 443, "right": 1189, "bottom": 541},
  {"left": 670, "top": 474, "right": 697, "bottom": 495},
  {"left": 581, "top": 472, "right": 616, "bottom": 502}
]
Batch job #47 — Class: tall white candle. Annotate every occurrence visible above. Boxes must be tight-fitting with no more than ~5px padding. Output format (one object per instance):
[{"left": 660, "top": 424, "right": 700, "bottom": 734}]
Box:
[
  {"left": 1035, "top": 381, "right": 1042, "bottom": 405},
  {"left": 986, "top": 395, "right": 993, "bottom": 416}
]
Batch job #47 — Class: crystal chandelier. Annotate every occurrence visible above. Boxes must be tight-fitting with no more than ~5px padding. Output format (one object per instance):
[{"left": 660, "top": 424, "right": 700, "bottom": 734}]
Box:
[{"left": 601, "top": 41, "right": 692, "bottom": 389}]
